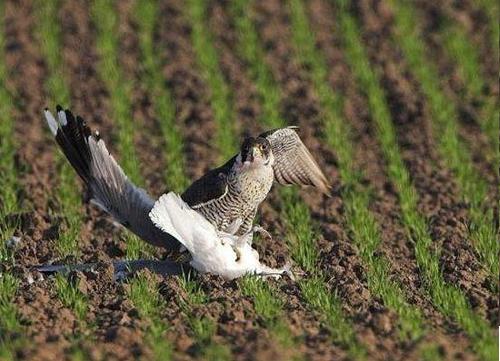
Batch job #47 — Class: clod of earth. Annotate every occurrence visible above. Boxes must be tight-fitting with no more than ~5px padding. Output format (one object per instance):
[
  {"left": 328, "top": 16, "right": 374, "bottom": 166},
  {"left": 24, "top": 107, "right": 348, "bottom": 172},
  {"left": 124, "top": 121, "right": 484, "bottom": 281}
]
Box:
[{"left": 41, "top": 106, "right": 329, "bottom": 279}]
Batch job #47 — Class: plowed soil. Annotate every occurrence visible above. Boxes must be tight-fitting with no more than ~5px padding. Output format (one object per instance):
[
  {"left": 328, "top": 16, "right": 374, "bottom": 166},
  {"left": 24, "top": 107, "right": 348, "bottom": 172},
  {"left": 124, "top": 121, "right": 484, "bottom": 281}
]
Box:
[{"left": 2, "top": 1, "right": 497, "bottom": 360}]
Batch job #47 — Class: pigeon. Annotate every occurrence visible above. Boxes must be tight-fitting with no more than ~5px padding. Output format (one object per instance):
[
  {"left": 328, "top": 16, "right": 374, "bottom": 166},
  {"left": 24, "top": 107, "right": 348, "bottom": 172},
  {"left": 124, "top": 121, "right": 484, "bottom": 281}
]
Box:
[{"left": 149, "top": 192, "right": 290, "bottom": 280}]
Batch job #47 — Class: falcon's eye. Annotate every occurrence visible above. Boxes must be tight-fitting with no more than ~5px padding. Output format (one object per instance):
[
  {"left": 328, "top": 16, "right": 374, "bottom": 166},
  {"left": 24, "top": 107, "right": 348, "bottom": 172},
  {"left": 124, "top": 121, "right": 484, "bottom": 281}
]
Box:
[{"left": 261, "top": 143, "right": 268, "bottom": 151}]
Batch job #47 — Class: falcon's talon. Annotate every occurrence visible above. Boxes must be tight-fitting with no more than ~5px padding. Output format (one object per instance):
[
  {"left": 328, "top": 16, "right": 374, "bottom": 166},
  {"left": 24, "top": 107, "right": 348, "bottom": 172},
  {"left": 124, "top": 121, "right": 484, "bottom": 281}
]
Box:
[
  {"left": 252, "top": 225, "right": 272, "bottom": 240},
  {"left": 234, "top": 246, "right": 242, "bottom": 262},
  {"left": 236, "top": 232, "right": 253, "bottom": 247}
]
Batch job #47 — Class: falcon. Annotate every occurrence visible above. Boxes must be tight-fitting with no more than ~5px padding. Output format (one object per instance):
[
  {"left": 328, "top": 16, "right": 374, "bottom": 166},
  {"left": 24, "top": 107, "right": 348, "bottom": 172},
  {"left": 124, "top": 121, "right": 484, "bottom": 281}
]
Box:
[{"left": 44, "top": 106, "right": 330, "bottom": 253}]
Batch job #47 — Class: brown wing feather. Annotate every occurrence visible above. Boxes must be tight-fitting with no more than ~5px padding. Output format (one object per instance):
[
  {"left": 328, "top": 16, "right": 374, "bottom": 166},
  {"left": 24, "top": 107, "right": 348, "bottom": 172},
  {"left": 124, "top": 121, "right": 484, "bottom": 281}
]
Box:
[
  {"left": 180, "top": 158, "right": 233, "bottom": 208},
  {"left": 261, "top": 127, "right": 331, "bottom": 194}
]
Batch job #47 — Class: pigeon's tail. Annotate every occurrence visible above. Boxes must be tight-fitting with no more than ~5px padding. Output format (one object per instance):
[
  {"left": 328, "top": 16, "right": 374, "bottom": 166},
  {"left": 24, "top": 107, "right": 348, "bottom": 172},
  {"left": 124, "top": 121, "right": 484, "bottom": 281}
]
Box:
[
  {"left": 44, "top": 106, "right": 180, "bottom": 251},
  {"left": 45, "top": 105, "right": 93, "bottom": 186}
]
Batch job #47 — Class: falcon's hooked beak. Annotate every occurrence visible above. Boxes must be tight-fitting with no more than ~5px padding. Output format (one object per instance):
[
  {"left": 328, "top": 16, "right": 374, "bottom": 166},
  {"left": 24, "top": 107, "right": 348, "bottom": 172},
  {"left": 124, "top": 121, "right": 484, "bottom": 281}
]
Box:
[{"left": 246, "top": 146, "right": 257, "bottom": 163}]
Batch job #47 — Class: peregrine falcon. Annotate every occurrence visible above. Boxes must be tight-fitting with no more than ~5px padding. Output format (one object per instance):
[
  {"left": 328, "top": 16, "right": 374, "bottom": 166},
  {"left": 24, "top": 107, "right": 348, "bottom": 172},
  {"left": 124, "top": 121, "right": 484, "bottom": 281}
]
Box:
[{"left": 44, "top": 106, "right": 330, "bottom": 251}]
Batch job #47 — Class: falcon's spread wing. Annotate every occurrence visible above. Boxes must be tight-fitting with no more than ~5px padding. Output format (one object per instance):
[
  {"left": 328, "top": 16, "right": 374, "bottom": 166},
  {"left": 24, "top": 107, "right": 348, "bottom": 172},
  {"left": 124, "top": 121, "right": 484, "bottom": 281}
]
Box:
[
  {"left": 260, "top": 127, "right": 331, "bottom": 193},
  {"left": 181, "top": 157, "right": 235, "bottom": 208},
  {"left": 44, "top": 106, "right": 180, "bottom": 251}
]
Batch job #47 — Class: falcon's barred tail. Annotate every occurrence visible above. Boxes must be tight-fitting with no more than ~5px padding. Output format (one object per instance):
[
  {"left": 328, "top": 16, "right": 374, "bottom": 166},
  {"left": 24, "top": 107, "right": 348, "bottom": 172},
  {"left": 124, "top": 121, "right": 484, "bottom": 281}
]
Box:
[{"left": 44, "top": 106, "right": 180, "bottom": 251}]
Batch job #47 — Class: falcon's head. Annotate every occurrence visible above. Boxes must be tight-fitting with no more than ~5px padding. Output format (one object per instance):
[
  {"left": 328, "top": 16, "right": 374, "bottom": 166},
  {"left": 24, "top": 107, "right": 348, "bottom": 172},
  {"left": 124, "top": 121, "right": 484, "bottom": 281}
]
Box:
[{"left": 238, "top": 137, "right": 273, "bottom": 168}]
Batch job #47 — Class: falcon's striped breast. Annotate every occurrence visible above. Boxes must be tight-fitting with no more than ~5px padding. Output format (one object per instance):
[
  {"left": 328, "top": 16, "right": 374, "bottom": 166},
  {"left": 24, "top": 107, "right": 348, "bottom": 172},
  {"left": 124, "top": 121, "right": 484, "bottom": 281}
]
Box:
[{"left": 193, "top": 163, "right": 274, "bottom": 235}]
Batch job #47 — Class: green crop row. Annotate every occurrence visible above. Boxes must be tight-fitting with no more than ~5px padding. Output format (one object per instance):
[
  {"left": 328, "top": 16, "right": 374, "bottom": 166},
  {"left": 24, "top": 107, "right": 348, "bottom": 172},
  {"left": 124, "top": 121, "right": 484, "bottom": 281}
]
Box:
[
  {"left": 180, "top": 1, "right": 308, "bottom": 355},
  {"left": 441, "top": 23, "right": 483, "bottom": 99},
  {"left": 135, "top": 0, "right": 188, "bottom": 193},
  {"left": 54, "top": 273, "right": 92, "bottom": 360},
  {"left": 187, "top": 0, "right": 237, "bottom": 162},
  {"left": 91, "top": 0, "right": 152, "bottom": 259},
  {"left": 0, "top": 1, "right": 18, "bottom": 263},
  {"left": 338, "top": 1, "right": 495, "bottom": 359},
  {"left": 280, "top": 188, "right": 365, "bottom": 359},
  {"left": 230, "top": 0, "right": 366, "bottom": 355},
  {"left": 0, "top": 274, "right": 21, "bottom": 360},
  {"left": 54, "top": 273, "right": 88, "bottom": 322},
  {"left": 444, "top": 30, "right": 499, "bottom": 161},
  {"left": 130, "top": 1, "right": 199, "bottom": 356},
  {"left": 432, "top": 4, "right": 499, "bottom": 165},
  {"left": 290, "top": 0, "right": 425, "bottom": 342},
  {"left": 230, "top": 1, "right": 282, "bottom": 128},
  {"left": 389, "top": 0, "right": 498, "bottom": 295},
  {"left": 127, "top": 272, "right": 172, "bottom": 360},
  {"left": 238, "top": 276, "right": 298, "bottom": 353},
  {"left": 34, "top": 2, "right": 92, "bottom": 344},
  {"left": 134, "top": 1, "right": 235, "bottom": 356},
  {"left": 184, "top": 2, "right": 290, "bottom": 356},
  {"left": 178, "top": 273, "right": 232, "bottom": 361},
  {"left": 0, "top": 3, "right": 27, "bottom": 358},
  {"left": 91, "top": 0, "right": 141, "bottom": 185},
  {"left": 0, "top": 74, "right": 16, "bottom": 221},
  {"left": 478, "top": 0, "right": 499, "bottom": 59},
  {"left": 36, "top": 0, "right": 82, "bottom": 258}
]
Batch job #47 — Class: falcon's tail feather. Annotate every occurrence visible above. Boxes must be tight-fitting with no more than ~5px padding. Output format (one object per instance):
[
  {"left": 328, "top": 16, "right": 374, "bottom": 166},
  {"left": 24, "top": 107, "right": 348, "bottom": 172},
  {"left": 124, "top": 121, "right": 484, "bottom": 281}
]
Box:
[{"left": 43, "top": 106, "right": 180, "bottom": 251}]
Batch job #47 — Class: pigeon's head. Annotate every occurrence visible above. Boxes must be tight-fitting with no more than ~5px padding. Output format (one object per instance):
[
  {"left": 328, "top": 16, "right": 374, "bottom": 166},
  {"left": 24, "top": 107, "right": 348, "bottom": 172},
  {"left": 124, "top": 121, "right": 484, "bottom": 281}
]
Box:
[{"left": 239, "top": 137, "right": 273, "bottom": 168}]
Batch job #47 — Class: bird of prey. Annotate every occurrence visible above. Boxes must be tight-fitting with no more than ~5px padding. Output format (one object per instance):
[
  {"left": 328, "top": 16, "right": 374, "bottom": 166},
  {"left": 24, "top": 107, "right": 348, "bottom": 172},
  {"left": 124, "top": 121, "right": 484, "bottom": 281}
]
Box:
[{"left": 44, "top": 106, "right": 330, "bottom": 258}]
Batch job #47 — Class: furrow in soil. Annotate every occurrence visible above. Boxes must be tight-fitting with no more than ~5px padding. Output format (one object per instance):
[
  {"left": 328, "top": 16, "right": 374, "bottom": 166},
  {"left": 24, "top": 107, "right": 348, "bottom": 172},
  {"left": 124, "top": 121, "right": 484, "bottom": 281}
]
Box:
[
  {"left": 355, "top": 0, "right": 497, "bottom": 325},
  {"left": 251, "top": 0, "right": 415, "bottom": 359},
  {"left": 307, "top": 0, "right": 478, "bottom": 358},
  {"left": 415, "top": 0, "right": 498, "bottom": 187},
  {"left": 208, "top": 2, "right": 352, "bottom": 360}
]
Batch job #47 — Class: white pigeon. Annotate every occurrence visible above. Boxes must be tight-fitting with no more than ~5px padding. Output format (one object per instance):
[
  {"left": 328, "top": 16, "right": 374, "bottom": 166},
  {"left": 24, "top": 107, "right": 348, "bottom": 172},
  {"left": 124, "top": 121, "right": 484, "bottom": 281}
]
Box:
[{"left": 149, "top": 192, "right": 290, "bottom": 280}]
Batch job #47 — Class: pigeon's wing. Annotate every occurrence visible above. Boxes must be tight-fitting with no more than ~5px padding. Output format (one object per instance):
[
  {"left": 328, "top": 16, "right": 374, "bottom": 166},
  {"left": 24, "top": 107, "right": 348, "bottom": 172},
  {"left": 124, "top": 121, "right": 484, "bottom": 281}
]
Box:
[
  {"left": 260, "top": 127, "right": 331, "bottom": 193},
  {"left": 181, "top": 157, "right": 235, "bottom": 208},
  {"left": 44, "top": 107, "right": 179, "bottom": 251},
  {"left": 150, "top": 193, "right": 232, "bottom": 270},
  {"left": 150, "top": 193, "right": 241, "bottom": 278},
  {"left": 150, "top": 193, "right": 218, "bottom": 254}
]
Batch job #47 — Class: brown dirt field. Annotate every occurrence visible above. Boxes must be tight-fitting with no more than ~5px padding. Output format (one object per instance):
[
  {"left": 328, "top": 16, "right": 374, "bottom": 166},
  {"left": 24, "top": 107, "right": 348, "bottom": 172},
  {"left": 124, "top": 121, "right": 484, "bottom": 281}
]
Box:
[
  {"left": 158, "top": 0, "right": 219, "bottom": 182},
  {"left": 310, "top": 0, "right": 455, "bottom": 331},
  {"left": 308, "top": 0, "right": 478, "bottom": 358},
  {"left": 415, "top": 0, "right": 498, "bottom": 193},
  {"left": 1, "top": 0, "right": 497, "bottom": 360},
  {"left": 5, "top": 1, "right": 87, "bottom": 359},
  {"left": 252, "top": 0, "right": 381, "bottom": 343},
  {"left": 354, "top": 0, "right": 497, "bottom": 325}
]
